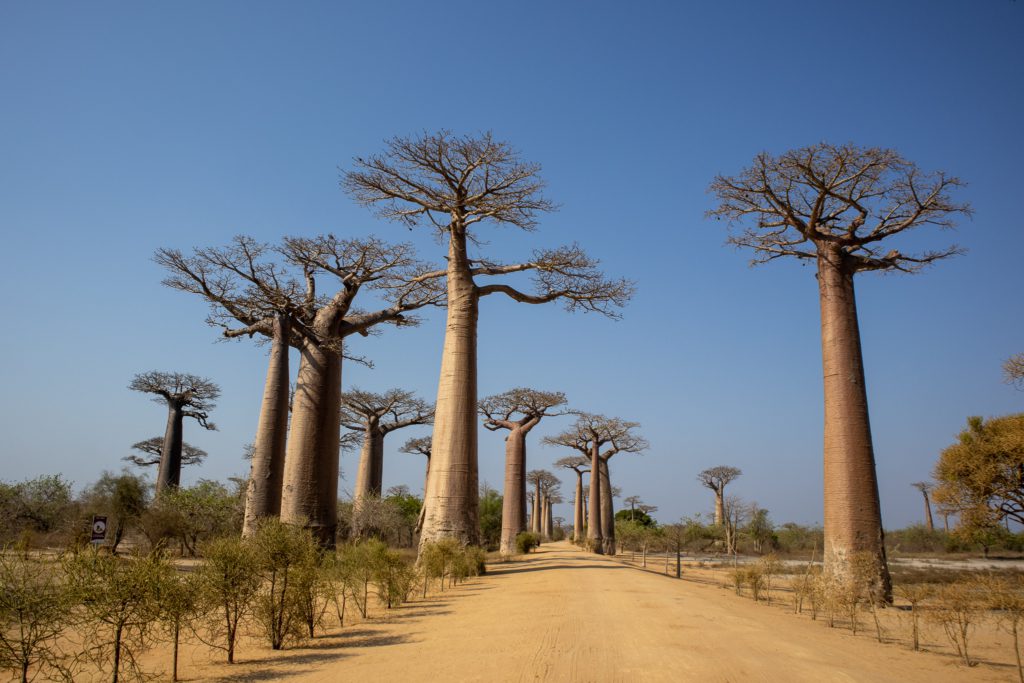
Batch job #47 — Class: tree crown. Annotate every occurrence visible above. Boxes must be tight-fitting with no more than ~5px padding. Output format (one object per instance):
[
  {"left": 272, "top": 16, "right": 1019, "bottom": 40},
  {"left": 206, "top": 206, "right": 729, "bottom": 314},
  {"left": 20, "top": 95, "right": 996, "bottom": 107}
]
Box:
[
  {"left": 543, "top": 412, "right": 648, "bottom": 460},
  {"left": 124, "top": 437, "right": 207, "bottom": 467},
  {"left": 708, "top": 142, "right": 971, "bottom": 273},
  {"left": 128, "top": 371, "right": 219, "bottom": 429},
  {"left": 479, "top": 387, "right": 567, "bottom": 431},
  {"left": 339, "top": 388, "right": 434, "bottom": 434},
  {"left": 697, "top": 466, "right": 742, "bottom": 492}
]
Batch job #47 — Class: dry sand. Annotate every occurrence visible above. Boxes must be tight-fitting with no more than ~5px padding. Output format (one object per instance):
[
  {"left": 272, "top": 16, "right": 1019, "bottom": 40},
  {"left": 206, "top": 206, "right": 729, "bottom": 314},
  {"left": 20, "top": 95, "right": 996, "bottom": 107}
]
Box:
[{"left": 115, "top": 541, "right": 1020, "bottom": 682}]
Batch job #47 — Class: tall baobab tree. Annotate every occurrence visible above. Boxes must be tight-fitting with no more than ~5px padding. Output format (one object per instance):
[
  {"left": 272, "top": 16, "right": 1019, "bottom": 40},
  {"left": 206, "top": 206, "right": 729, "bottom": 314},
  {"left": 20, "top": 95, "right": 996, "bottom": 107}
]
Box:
[
  {"left": 709, "top": 143, "right": 970, "bottom": 597},
  {"left": 124, "top": 437, "right": 207, "bottom": 469},
  {"left": 156, "top": 237, "right": 301, "bottom": 536},
  {"left": 542, "top": 488, "right": 562, "bottom": 538},
  {"left": 277, "top": 236, "right": 443, "bottom": 545},
  {"left": 343, "top": 131, "right": 633, "bottom": 550},
  {"left": 156, "top": 236, "right": 443, "bottom": 541},
  {"left": 339, "top": 388, "right": 433, "bottom": 532},
  {"left": 911, "top": 482, "right": 935, "bottom": 531},
  {"left": 545, "top": 413, "right": 648, "bottom": 554},
  {"left": 128, "top": 372, "right": 219, "bottom": 496},
  {"left": 697, "top": 466, "right": 742, "bottom": 526},
  {"left": 480, "top": 388, "right": 568, "bottom": 555},
  {"left": 526, "top": 470, "right": 556, "bottom": 536},
  {"left": 555, "top": 455, "right": 589, "bottom": 543}
]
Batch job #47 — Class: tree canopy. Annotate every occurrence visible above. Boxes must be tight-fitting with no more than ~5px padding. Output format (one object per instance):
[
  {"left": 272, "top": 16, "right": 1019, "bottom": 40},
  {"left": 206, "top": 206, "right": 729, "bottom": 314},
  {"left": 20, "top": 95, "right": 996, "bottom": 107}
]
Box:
[{"left": 934, "top": 414, "right": 1024, "bottom": 527}]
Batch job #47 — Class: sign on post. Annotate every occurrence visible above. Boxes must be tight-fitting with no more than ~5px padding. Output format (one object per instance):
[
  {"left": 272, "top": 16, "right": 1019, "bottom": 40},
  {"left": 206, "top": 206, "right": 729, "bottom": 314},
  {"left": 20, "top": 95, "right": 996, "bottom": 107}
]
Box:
[{"left": 91, "top": 515, "right": 108, "bottom": 545}]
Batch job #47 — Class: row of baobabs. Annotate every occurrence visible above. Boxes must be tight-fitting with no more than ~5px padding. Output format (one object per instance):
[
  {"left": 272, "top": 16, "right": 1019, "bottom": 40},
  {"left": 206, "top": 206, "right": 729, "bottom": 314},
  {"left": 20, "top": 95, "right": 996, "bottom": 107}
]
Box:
[{"left": 135, "top": 130, "right": 970, "bottom": 603}]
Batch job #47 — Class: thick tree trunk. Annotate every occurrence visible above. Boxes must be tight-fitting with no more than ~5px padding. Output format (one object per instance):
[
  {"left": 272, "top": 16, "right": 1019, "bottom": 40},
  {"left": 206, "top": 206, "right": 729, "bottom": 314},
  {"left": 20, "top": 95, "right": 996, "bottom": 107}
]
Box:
[
  {"left": 545, "top": 499, "right": 553, "bottom": 537},
  {"left": 573, "top": 472, "right": 584, "bottom": 543},
  {"left": 532, "top": 480, "right": 542, "bottom": 534},
  {"left": 353, "top": 425, "right": 384, "bottom": 536},
  {"left": 817, "top": 244, "right": 891, "bottom": 600},
  {"left": 499, "top": 428, "right": 527, "bottom": 556},
  {"left": 540, "top": 494, "right": 550, "bottom": 538},
  {"left": 922, "top": 491, "right": 934, "bottom": 532},
  {"left": 599, "top": 458, "right": 615, "bottom": 555},
  {"left": 587, "top": 442, "right": 603, "bottom": 553},
  {"left": 156, "top": 403, "right": 184, "bottom": 497},
  {"left": 281, "top": 338, "right": 342, "bottom": 547},
  {"left": 714, "top": 489, "right": 724, "bottom": 526},
  {"left": 419, "top": 227, "right": 480, "bottom": 549},
  {"left": 243, "top": 314, "right": 291, "bottom": 536}
]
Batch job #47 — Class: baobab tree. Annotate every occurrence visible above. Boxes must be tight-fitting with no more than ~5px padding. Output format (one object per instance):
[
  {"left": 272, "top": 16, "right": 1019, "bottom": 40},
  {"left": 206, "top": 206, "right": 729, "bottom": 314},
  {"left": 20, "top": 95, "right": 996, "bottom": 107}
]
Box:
[
  {"left": 544, "top": 413, "right": 647, "bottom": 554},
  {"left": 480, "top": 388, "right": 568, "bottom": 555},
  {"left": 277, "top": 236, "right": 443, "bottom": 545},
  {"left": 156, "top": 236, "right": 443, "bottom": 542},
  {"left": 124, "top": 437, "right": 207, "bottom": 469},
  {"left": 339, "top": 388, "right": 433, "bottom": 534},
  {"left": 343, "top": 131, "right": 633, "bottom": 550},
  {"left": 709, "top": 143, "right": 970, "bottom": 597},
  {"left": 128, "top": 372, "right": 219, "bottom": 496},
  {"left": 911, "top": 482, "right": 935, "bottom": 531},
  {"left": 526, "top": 470, "right": 558, "bottom": 537},
  {"left": 555, "top": 455, "right": 589, "bottom": 543},
  {"left": 697, "top": 466, "right": 742, "bottom": 526},
  {"left": 400, "top": 435, "right": 432, "bottom": 496}
]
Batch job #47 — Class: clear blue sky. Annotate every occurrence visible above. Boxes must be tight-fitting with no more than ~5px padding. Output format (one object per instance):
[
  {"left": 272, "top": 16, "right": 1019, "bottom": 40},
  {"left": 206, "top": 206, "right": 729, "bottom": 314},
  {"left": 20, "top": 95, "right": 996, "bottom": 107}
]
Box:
[{"left": 1, "top": 0, "right": 1021, "bottom": 529}]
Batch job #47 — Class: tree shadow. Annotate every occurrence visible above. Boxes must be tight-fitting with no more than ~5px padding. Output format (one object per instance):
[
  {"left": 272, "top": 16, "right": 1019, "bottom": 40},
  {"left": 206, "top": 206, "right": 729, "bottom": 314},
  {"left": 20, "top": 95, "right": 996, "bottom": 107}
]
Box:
[
  {"left": 211, "top": 650, "right": 348, "bottom": 682},
  {"left": 488, "top": 563, "right": 628, "bottom": 575}
]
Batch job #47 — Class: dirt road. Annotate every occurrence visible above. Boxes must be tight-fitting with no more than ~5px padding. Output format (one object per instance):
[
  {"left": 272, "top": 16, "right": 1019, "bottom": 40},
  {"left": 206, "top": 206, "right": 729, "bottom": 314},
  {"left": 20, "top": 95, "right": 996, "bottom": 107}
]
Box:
[{"left": 179, "top": 541, "right": 1011, "bottom": 682}]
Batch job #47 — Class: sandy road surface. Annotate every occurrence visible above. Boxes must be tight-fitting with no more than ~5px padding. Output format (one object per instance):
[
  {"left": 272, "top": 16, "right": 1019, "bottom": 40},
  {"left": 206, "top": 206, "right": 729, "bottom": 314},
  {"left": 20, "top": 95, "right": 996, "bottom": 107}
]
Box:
[{"left": 171, "top": 541, "right": 1013, "bottom": 683}]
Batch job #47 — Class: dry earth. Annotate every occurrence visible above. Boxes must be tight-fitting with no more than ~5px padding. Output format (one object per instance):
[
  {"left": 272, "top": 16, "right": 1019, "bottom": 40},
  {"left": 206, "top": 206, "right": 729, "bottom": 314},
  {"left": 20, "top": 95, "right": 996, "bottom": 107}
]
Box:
[{"left": 92, "top": 541, "right": 1022, "bottom": 682}]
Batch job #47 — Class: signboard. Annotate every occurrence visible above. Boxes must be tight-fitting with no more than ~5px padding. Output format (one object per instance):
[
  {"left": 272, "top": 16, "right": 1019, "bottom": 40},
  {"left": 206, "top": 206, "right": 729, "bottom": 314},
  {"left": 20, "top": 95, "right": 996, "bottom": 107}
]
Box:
[{"left": 91, "top": 515, "right": 108, "bottom": 544}]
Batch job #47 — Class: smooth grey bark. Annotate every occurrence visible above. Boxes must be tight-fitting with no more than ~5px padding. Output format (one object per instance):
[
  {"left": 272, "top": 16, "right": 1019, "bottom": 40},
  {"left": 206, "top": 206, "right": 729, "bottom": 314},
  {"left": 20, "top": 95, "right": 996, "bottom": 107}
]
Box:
[
  {"left": 281, "top": 339, "right": 342, "bottom": 547},
  {"left": 587, "top": 440, "right": 603, "bottom": 553},
  {"left": 499, "top": 429, "right": 528, "bottom": 556},
  {"left": 156, "top": 405, "right": 184, "bottom": 495},
  {"left": 573, "top": 470, "right": 585, "bottom": 543},
  {"left": 599, "top": 457, "right": 615, "bottom": 555},
  {"left": 420, "top": 228, "right": 480, "bottom": 547},
  {"left": 243, "top": 314, "right": 291, "bottom": 536},
  {"left": 818, "top": 244, "right": 891, "bottom": 598},
  {"left": 532, "top": 477, "right": 542, "bottom": 535}
]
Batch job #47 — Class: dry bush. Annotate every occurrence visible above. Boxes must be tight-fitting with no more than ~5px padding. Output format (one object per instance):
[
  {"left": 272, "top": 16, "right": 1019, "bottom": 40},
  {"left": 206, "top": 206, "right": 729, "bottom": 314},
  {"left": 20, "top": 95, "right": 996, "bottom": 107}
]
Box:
[
  {"left": 194, "top": 536, "right": 259, "bottom": 664},
  {"left": 928, "top": 579, "right": 983, "bottom": 667},
  {"left": 894, "top": 582, "right": 933, "bottom": 652},
  {"left": 978, "top": 573, "right": 1024, "bottom": 682},
  {"left": 757, "top": 554, "right": 781, "bottom": 604}
]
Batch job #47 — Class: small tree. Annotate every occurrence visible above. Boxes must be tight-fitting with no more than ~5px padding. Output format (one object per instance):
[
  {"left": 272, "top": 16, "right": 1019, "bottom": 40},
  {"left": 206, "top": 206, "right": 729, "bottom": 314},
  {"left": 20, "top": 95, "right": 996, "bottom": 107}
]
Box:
[
  {"left": 1005, "top": 353, "right": 1024, "bottom": 389},
  {"left": 894, "top": 582, "right": 933, "bottom": 652},
  {"left": 128, "top": 372, "right": 219, "bottom": 497},
  {"left": 195, "top": 536, "right": 259, "bottom": 663},
  {"left": 80, "top": 471, "right": 149, "bottom": 555},
  {"left": 0, "top": 553, "right": 73, "bottom": 683},
  {"left": 982, "top": 573, "right": 1024, "bottom": 682},
  {"left": 152, "top": 568, "right": 200, "bottom": 682},
  {"left": 63, "top": 548, "right": 168, "bottom": 683},
  {"left": 929, "top": 579, "right": 982, "bottom": 666},
  {"left": 249, "top": 518, "right": 322, "bottom": 649}
]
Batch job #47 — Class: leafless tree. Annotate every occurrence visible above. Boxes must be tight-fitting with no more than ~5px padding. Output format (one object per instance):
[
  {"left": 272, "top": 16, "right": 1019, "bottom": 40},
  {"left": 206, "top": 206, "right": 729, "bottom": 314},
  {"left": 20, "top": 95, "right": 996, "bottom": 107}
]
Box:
[
  {"left": 156, "top": 237, "right": 302, "bottom": 535},
  {"left": 128, "top": 371, "right": 219, "bottom": 496},
  {"left": 1005, "top": 354, "right": 1024, "bottom": 389},
  {"left": 343, "top": 131, "right": 633, "bottom": 550},
  {"left": 400, "top": 435, "right": 432, "bottom": 496},
  {"left": 278, "top": 236, "right": 443, "bottom": 545},
  {"left": 709, "top": 143, "right": 970, "bottom": 598},
  {"left": 697, "top": 466, "right": 742, "bottom": 526},
  {"left": 480, "top": 388, "right": 567, "bottom": 555},
  {"left": 555, "top": 455, "right": 589, "bottom": 543},
  {"left": 911, "top": 482, "right": 935, "bottom": 531},
  {"left": 544, "top": 413, "right": 647, "bottom": 554},
  {"left": 124, "top": 437, "right": 207, "bottom": 469},
  {"left": 339, "top": 388, "right": 433, "bottom": 535}
]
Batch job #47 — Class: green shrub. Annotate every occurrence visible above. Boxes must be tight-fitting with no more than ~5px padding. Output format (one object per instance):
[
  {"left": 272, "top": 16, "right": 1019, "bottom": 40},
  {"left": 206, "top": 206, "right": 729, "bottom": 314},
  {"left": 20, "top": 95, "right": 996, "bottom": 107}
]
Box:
[{"left": 515, "top": 532, "right": 540, "bottom": 554}]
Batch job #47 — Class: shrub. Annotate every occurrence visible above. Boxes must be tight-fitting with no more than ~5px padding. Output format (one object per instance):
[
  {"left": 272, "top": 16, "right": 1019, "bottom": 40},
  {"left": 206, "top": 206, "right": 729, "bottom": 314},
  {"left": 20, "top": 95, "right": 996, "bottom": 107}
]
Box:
[
  {"left": 515, "top": 532, "right": 540, "bottom": 555},
  {"left": 194, "top": 536, "right": 259, "bottom": 663},
  {"left": 894, "top": 582, "right": 933, "bottom": 651},
  {"left": 929, "top": 579, "right": 982, "bottom": 666},
  {"left": 0, "top": 552, "right": 74, "bottom": 683},
  {"left": 249, "top": 518, "right": 322, "bottom": 649}
]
